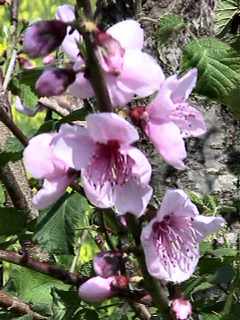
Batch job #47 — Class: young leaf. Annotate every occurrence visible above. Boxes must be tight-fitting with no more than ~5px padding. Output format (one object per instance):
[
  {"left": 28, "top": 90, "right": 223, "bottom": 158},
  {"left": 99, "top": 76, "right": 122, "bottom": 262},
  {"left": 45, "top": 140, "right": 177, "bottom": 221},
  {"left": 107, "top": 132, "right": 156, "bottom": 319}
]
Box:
[
  {"left": 181, "top": 37, "right": 240, "bottom": 117},
  {"left": 33, "top": 193, "right": 92, "bottom": 254},
  {"left": 156, "top": 14, "right": 185, "bottom": 45},
  {"left": 0, "top": 207, "right": 27, "bottom": 236},
  {"left": 215, "top": 0, "right": 240, "bottom": 37},
  {"left": 4, "top": 266, "right": 68, "bottom": 317}
]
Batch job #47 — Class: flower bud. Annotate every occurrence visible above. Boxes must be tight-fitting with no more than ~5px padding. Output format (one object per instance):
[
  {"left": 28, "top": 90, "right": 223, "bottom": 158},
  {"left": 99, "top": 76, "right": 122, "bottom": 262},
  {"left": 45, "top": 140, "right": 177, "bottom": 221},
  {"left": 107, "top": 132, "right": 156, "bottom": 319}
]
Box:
[
  {"left": 93, "top": 251, "right": 122, "bottom": 278},
  {"left": 171, "top": 298, "right": 192, "bottom": 320},
  {"left": 78, "top": 276, "right": 115, "bottom": 303},
  {"left": 23, "top": 20, "right": 67, "bottom": 58},
  {"left": 129, "top": 106, "right": 146, "bottom": 128},
  {"left": 35, "top": 68, "right": 76, "bottom": 97}
]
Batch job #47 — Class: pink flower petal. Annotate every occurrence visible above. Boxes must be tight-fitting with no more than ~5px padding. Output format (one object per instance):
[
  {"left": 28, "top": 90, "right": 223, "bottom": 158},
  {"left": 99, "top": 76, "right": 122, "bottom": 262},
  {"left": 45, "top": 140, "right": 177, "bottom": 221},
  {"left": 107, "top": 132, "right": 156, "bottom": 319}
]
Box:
[
  {"left": 147, "top": 75, "right": 177, "bottom": 120},
  {"left": 78, "top": 276, "right": 115, "bottom": 303},
  {"left": 171, "top": 68, "right": 198, "bottom": 104},
  {"left": 170, "top": 104, "right": 207, "bottom": 138},
  {"left": 82, "top": 174, "right": 115, "bottom": 208},
  {"left": 146, "top": 121, "right": 186, "bottom": 169},
  {"left": 158, "top": 189, "right": 199, "bottom": 221},
  {"left": 56, "top": 5, "right": 75, "bottom": 22},
  {"left": 23, "top": 133, "right": 66, "bottom": 179},
  {"left": 107, "top": 20, "right": 144, "bottom": 50},
  {"left": 52, "top": 124, "right": 96, "bottom": 170},
  {"left": 126, "top": 147, "right": 152, "bottom": 184},
  {"left": 118, "top": 50, "right": 164, "bottom": 97},
  {"left": 193, "top": 215, "right": 225, "bottom": 241},
  {"left": 141, "top": 217, "right": 199, "bottom": 283},
  {"left": 68, "top": 71, "right": 94, "bottom": 99},
  {"left": 106, "top": 74, "right": 135, "bottom": 107},
  {"left": 115, "top": 179, "right": 153, "bottom": 217},
  {"left": 87, "top": 113, "right": 139, "bottom": 145},
  {"left": 56, "top": 5, "right": 80, "bottom": 61},
  {"left": 32, "top": 175, "right": 71, "bottom": 209}
]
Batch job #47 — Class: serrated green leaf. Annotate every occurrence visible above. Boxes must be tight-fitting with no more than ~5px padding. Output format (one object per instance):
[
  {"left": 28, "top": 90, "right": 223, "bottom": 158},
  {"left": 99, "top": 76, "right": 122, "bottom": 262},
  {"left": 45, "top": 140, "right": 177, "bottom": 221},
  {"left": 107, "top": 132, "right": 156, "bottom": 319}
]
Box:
[
  {"left": 200, "top": 314, "right": 223, "bottom": 320},
  {"left": 34, "top": 193, "right": 91, "bottom": 254},
  {"left": 0, "top": 207, "right": 27, "bottom": 236},
  {"left": 0, "top": 137, "right": 24, "bottom": 166},
  {"left": 191, "top": 281, "right": 214, "bottom": 294},
  {"left": 5, "top": 266, "right": 68, "bottom": 306},
  {"left": 215, "top": 0, "right": 240, "bottom": 36},
  {"left": 181, "top": 37, "right": 240, "bottom": 117},
  {"left": 156, "top": 14, "right": 185, "bottom": 44}
]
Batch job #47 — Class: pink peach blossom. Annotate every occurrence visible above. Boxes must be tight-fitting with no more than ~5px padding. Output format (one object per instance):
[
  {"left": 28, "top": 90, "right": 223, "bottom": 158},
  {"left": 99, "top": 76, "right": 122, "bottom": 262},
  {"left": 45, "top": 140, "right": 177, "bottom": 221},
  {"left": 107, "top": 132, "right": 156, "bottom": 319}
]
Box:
[
  {"left": 145, "top": 69, "right": 207, "bottom": 169},
  {"left": 23, "top": 133, "right": 74, "bottom": 209},
  {"left": 52, "top": 113, "right": 152, "bottom": 217},
  {"left": 78, "top": 276, "right": 115, "bottom": 302},
  {"left": 141, "top": 189, "right": 225, "bottom": 283},
  {"left": 56, "top": 5, "right": 164, "bottom": 107}
]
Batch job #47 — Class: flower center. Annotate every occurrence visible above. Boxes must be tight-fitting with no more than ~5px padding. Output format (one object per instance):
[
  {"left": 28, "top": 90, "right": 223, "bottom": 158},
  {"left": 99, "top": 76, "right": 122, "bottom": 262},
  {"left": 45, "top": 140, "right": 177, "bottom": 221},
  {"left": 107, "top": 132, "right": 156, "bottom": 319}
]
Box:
[
  {"left": 152, "top": 214, "right": 200, "bottom": 273},
  {"left": 87, "top": 140, "right": 133, "bottom": 187}
]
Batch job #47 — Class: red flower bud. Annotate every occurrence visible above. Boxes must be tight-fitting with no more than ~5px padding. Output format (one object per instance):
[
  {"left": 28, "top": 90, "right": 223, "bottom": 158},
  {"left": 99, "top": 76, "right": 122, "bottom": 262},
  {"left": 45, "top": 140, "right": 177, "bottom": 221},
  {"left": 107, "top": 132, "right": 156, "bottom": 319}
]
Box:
[
  {"left": 129, "top": 106, "right": 146, "bottom": 127},
  {"left": 23, "top": 20, "right": 67, "bottom": 58},
  {"left": 35, "top": 68, "right": 76, "bottom": 97},
  {"left": 93, "top": 251, "right": 122, "bottom": 278},
  {"left": 171, "top": 298, "right": 192, "bottom": 320}
]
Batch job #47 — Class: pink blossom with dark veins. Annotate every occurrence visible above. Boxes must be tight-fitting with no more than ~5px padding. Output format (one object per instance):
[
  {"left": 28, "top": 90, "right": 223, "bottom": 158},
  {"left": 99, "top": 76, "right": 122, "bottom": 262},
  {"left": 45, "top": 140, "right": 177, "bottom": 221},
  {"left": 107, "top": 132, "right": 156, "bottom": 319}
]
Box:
[
  {"left": 141, "top": 189, "right": 225, "bottom": 283},
  {"left": 56, "top": 5, "right": 164, "bottom": 107},
  {"left": 144, "top": 69, "right": 207, "bottom": 169},
  {"left": 52, "top": 113, "right": 153, "bottom": 217}
]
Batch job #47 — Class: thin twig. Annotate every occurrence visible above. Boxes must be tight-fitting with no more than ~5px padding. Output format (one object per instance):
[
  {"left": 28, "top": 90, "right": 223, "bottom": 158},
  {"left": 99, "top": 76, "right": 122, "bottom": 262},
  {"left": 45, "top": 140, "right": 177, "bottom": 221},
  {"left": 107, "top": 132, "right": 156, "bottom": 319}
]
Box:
[
  {"left": 3, "top": 0, "right": 20, "bottom": 91},
  {"left": 0, "top": 93, "right": 28, "bottom": 146},
  {"left": 0, "top": 290, "right": 47, "bottom": 320},
  {"left": 130, "top": 302, "right": 151, "bottom": 320},
  {"left": 0, "top": 249, "right": 88, "bottom": 286},
  {"left": 75, "top": 0, "right": 113, "bottom": 112}
]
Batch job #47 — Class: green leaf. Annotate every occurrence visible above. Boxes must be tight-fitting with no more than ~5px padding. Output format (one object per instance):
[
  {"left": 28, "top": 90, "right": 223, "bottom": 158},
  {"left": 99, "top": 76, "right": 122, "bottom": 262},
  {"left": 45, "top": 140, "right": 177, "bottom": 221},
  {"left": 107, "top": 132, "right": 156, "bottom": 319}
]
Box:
[
  {"left": 215, "top": 0, "right": 240, "bottom": 36},
  {"left": 156, "top": 14, "right": 185, "bottom": 44},
  {"left": 34, "top": 193, "right": 92, "bottom": 254},
  {"left": 51, "top": 288, "right": 83, "bottom": 319},
  {"left": 0, "top": 184, "right": 5, "bottom": 205},
  {"left": 0, "top": 207, "right": 27, "bottom": 236},
  {"left": 200, "top": 314, "right": 223, "bottom": 320},
  {"left": 83, "top": 309, "right": 99, "bottom": 320},
  {"left": 191, "top": 281, "right": 214, "bottom": 294},
  {"left": 181, "top": 37, "right": 240, "bottom": 117},
  {"left": 0, "top": 137, "right": 24, "bottom": 166},
  {"left": 5, "top": 266, "right": 68, "bottom": 306},
  {"left": 59, "top": 108, "right": 90, "bottom": 124}
]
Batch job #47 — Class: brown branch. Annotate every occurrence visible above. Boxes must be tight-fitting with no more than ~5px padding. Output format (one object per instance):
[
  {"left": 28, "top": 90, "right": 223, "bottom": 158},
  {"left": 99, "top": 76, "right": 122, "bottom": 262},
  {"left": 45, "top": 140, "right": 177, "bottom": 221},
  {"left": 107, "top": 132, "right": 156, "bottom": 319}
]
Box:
[
  {"left": 0, "top": 93, "right": 28, "bottom": 146},
  {"left": 0, "top": 249, "right": 87, "bottom": 286},
  {"left": 75, "top": 0, "right": 113, "bottom": 113},
  {"left": 0, "top": 164, "right": 30, "bottom": 212},
  {"left": 0, "top": 290, "right": 47, "bottom": 320},
  {"left": 130, "top": 302, "right": 151, "bottom": 320}
]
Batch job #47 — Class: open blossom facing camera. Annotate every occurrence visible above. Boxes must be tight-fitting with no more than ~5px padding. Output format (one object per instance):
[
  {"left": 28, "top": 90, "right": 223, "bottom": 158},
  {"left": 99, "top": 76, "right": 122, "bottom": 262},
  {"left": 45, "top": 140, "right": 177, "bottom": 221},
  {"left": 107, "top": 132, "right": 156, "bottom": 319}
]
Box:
[
  {"left": 56, "top": 5, "right": 164, "bottom": 106},
  {"left": 52, "top": 113, "right": 152, "bottom": 217},
  {"left": 144, "top": 68, "right": 207, "bottom": 169},
  {"left": 141, "top": 189, "right": 225, "bottom": 283},
  {"left": 23, "top": 133, "right": 75, "bottom": 209}
]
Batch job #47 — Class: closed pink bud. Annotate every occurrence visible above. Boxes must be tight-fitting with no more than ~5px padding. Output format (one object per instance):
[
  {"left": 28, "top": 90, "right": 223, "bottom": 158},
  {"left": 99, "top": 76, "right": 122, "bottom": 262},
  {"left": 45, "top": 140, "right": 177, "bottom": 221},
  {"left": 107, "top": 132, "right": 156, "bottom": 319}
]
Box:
[
  {"left": 36, "top": 68, "right": 76, "bottom": 97},
  {"left": 93, "top": 251, "right": 122, "bottom": 278},
  {"left": 23, "top": 20, "right": 67, "bottom": 58},
  {"left": 78, "top": 276, "right": 115, "bottom": 303},
  {"left": 171, "top": 298, "right": 192, "bottom": 320}
]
